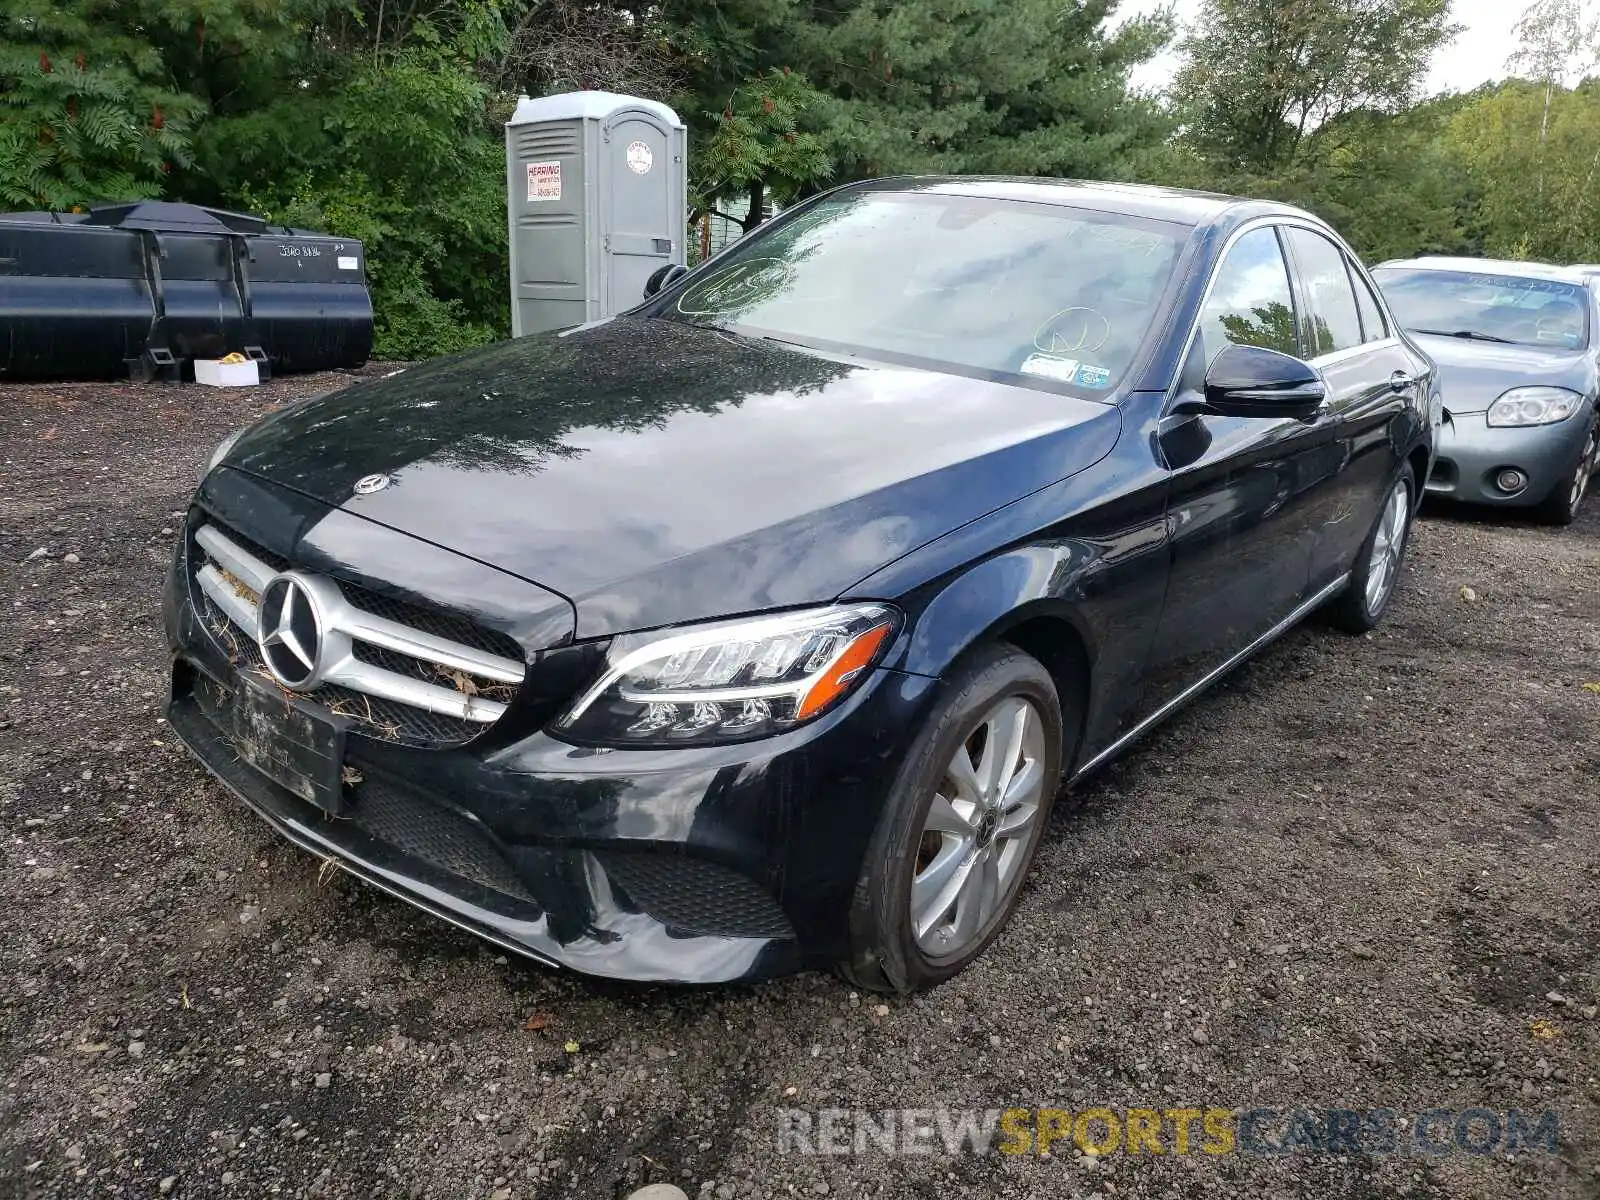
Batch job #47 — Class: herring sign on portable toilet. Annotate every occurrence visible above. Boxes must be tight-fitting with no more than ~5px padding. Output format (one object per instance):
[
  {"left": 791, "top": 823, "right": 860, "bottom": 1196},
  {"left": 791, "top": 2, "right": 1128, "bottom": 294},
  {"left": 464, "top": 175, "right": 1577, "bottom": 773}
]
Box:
[{"left": 505, "top": 91, "right": 687, "bottom": 337}]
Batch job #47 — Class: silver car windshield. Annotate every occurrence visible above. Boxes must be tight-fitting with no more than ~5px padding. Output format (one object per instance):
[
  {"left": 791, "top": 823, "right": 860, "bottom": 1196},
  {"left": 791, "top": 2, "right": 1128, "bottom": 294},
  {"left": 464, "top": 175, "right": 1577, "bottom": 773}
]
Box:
[{"left": 1374, "top": 268, "right": 1591, "bottom": 351}]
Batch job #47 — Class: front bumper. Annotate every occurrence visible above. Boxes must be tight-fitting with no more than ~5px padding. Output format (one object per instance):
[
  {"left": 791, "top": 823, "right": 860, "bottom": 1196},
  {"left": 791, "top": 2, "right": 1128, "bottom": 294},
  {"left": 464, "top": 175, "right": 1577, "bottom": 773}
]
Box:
[
  {"left": 164, "top": 540, "right": 938, "bottom": 985},
  {"left": 1425, "top": 407, "right": 1590, "bottom": 506}
]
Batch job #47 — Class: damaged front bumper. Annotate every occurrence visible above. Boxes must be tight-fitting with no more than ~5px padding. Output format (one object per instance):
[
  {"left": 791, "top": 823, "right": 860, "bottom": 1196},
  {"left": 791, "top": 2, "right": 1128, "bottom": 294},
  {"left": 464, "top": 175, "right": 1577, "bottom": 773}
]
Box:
[{"left": 163, "top": 537, "right": 935, "bottom": 984}]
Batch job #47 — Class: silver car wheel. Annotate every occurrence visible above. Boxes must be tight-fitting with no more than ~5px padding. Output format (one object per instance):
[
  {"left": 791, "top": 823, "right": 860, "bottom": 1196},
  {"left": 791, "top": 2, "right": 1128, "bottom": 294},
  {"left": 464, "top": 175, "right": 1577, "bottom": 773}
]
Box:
[
  {"left": 910, "top": 694, "right": 1047, "bottom": 957},
  {"left": 1365, "top": 479, "right": 1410, "bottom": 615},
  {"left": 1570, "top": 423, "right": 1598, "bottom": 512}
]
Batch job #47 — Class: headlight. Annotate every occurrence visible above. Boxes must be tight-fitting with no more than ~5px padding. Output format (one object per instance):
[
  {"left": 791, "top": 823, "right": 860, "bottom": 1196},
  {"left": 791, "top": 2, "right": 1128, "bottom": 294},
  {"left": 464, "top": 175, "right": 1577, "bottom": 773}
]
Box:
[
  {"left": 1486, "top": 387, "right": 1582, "bottom": 427},
  {"left": 554, "top": 603, "right": 901, "bottom": 747},
  {"left": 206, "top": 427, "right": 246, "bottom": 473}
]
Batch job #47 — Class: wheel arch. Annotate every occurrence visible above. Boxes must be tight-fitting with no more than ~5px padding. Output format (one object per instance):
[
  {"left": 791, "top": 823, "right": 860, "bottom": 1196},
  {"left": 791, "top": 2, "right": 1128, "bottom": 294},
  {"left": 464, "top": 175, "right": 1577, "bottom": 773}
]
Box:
[
  {"left": 997, "top": 613, "right": 1092, "bottom": 773},
  {"left": 888, "top": 549, "right": 1099, "bottom": 772},
  {"left": 1406, "top": 442, "right": 1430, "bottom": 505}
]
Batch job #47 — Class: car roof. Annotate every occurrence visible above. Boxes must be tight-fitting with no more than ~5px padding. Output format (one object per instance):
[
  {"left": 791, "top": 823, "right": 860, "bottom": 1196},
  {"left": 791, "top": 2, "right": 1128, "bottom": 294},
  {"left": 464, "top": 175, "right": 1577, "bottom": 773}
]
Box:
[
  {"left": 1373, "top": 255, "right": 1588, "bottom": 284},
  {"left": 845, "top": 176, "right": 1309, "bottom": 229}
]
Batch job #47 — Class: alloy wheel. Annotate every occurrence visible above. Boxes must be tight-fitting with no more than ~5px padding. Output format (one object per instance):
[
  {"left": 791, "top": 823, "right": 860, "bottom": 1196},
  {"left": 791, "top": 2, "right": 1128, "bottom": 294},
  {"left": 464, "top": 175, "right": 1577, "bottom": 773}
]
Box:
[
  {"left": 1570, "top": 423, "right": 1598, "bottom": 513},
  {"left": 1365, "top": 479, "right": 1410, "bottom": 615},
  {"left": 910, "top": 695, "right": 1048, "bottom": 958}
]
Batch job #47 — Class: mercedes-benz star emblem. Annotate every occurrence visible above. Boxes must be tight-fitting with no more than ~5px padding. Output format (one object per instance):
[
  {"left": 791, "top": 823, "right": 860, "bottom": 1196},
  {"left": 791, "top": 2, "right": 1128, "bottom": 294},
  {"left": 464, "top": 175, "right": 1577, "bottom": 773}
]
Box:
[
  {"left": 257, "top": 574, "right": 324, "bottom": 689},
  {"left": 352, "top": 473, "right": 392, "bottom": 496}
]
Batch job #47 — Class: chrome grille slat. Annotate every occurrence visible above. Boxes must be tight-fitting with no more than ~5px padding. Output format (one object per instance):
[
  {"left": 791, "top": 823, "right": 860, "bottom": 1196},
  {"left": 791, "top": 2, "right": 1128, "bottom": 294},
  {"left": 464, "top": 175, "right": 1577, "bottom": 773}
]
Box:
[
  {"left": 191, "top": 523, "right": 525, "bottom": 730},
  {"left": 195, "top": 524, "right": 276, "bottom": 594},
  {"left": 196, "top": 563, "right": 263, "bottom": 640},
  {"left": 324, "top": 657, "right": 511, "bottom": 724},
  {"left": 339, "top": 607, "right": 524, "bottom": 684}
]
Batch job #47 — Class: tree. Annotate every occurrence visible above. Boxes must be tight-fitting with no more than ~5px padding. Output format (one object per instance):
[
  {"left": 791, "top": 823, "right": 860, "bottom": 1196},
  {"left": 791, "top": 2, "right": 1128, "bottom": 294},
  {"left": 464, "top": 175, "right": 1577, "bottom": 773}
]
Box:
[
  {"left": 1445, "top": 78, "right": 1600, "bottom": 263},
  {"left": 693, "top": 67, "right": 834, "bottom": 231},
  {"left": 0, "top": 0, "right": 1203, "bottom": 359},
  {"left": 795, "top": 0, "right": 1175, "bottom": 180},
  {"left": 0, "top": 0, "right": 208, "bottom": 208},
  {"left": 1508, "top": 0, "right": 1598, "bottom": 196},
  {"left": 669, "top": 0, "right": 1177, "bottom": 231},
  {"left": 1171, "top": 0, "right": 1459, "bottom": 172},
  {"left": 189, "top": 1, "right": 517, "bottom": 358}
]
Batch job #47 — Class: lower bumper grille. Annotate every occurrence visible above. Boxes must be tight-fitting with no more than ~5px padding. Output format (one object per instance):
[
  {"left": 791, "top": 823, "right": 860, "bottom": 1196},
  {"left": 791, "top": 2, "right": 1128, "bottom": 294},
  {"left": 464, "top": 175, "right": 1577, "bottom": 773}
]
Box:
[
  {"left": 597, "top": 851, "right": 793, "bottom": 939},
  {"left": 347, "top": 774, "right": 536, "bottom": 904}
]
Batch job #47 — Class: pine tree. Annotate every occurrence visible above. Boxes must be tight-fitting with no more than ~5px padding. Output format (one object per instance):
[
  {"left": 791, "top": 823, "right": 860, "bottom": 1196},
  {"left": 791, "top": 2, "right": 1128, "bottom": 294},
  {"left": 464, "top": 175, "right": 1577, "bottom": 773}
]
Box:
[{"left": 666, "top": 0, "right": 1175, "bottom": 228}]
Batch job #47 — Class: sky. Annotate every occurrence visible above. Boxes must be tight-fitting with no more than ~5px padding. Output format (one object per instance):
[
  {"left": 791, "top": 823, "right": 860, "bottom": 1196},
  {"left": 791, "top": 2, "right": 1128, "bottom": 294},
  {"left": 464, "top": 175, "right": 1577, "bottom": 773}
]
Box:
[{"left": 1126, "top": 0, "right": 1525, "bottom": 97}]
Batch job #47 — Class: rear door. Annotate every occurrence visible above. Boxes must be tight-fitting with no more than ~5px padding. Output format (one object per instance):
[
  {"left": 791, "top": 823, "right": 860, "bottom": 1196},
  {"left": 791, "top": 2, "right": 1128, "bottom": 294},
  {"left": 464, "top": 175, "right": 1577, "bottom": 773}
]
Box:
[{"left": 1281, "top": 226, "right": 1422, "bottom": 589}]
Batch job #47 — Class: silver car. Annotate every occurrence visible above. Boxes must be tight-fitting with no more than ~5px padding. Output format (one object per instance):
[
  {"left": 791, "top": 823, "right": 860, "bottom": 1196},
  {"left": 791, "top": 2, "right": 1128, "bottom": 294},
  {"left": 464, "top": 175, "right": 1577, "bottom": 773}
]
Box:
[{"left": 1372, "top": 257, "right": 1599, "bottom": 525}]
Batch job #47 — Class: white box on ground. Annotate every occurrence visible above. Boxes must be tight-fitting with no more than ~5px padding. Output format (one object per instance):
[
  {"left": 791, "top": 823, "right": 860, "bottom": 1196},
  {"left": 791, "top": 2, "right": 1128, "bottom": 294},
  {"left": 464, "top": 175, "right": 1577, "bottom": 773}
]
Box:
[{"left": 194, "top": 359, "right": 260, "bottom": 387}]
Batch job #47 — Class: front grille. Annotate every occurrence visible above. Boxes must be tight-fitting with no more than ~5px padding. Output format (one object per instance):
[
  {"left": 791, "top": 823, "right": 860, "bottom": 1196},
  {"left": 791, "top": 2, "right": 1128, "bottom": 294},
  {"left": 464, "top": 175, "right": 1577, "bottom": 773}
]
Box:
[
  {"left": 598, "top": 851, "right": 794, "bottom": 939},
  {"left": 343, "top": 587, "right": 521, "bottom": 662},
  {"left": 187, "top": 519, "right": 526, "bottom": 749},
  {"left": 348, "top": 774, "right": 535, "bottom": 903}
]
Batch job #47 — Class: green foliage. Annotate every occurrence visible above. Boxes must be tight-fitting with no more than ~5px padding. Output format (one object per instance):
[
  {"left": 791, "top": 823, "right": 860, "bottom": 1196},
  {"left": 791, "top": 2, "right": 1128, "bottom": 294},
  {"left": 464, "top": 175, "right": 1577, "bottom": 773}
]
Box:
[
  {"left": 200, "top": 9, "right": 513, "bottom": 359},
  {"left": 1172, "top": 0, "right": 1459, "bottom": 172},
  {"left": 0, "top": 0, "right": 1185, "bottom": 359},
  {"left": 1444, "top": 78, "right": 1600, "bottom": 263},
  {"left": 1221, "top": 301, "right": 1301, "bottom": 353},
  {"left": 694, "top": 67, "right": 835, "bottom": 219},
  {"left": 0, "top": 0, "right": 206, "bottom": 208},
  {"left": 790, "top": 0, "right": 1177, "bottom": 181},
  {"left": 18, "top": 0, "right": 1600, "bottom": 362}
]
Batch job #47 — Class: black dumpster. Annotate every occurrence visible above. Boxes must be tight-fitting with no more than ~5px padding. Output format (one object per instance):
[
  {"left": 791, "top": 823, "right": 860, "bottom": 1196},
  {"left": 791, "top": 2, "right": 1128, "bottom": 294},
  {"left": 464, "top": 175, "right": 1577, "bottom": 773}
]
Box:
[{"left": 0, "top": 201, "right": 374, "bottom": 380}]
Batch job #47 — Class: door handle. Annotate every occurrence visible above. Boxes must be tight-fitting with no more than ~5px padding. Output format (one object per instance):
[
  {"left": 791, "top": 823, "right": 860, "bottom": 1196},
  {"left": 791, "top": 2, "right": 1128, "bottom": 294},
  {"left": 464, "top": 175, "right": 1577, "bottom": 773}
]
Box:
[{"left": 1389, "top": 370, "right": 1416, "bottom": 392}]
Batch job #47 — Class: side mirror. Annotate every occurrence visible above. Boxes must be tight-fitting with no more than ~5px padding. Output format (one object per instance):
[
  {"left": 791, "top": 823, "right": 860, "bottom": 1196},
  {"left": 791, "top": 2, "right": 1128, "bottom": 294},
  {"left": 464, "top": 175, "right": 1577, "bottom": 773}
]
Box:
[
  {"left": 644, "top": 263, "right": 689, "bottom": 297},
  {"left": 1186, "top": 343, "right": 1327, "bottom": 421}
]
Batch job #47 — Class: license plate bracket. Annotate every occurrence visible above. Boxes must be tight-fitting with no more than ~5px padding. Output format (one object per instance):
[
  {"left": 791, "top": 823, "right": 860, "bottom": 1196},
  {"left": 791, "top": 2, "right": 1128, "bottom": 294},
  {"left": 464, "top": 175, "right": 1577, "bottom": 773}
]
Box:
[{"left": 191, "top": 667, "right": 350, "bottom": 816}]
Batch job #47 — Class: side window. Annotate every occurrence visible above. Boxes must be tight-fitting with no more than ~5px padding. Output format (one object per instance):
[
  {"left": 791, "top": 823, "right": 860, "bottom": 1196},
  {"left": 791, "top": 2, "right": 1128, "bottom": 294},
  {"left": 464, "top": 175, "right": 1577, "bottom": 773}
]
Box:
[
  {"left": 1199, "top": 227, "right": 1299, "bottom": 361},
  {"left": 1285, "top": 228, "right": 1363, "bottom": 356},
  {"left": 1349, "top": 260, "right": 1389, "bottom": 342}
]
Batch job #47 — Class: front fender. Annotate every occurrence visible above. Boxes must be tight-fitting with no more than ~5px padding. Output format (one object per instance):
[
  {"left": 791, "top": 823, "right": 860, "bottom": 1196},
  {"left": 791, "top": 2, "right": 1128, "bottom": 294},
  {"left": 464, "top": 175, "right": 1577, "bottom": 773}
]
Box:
[
  {"left": 849, "top": 430, "right": 1173, "bottom": 756},
  {"left": 893, "top": 544, "right": 1103, "bottom": 681}
]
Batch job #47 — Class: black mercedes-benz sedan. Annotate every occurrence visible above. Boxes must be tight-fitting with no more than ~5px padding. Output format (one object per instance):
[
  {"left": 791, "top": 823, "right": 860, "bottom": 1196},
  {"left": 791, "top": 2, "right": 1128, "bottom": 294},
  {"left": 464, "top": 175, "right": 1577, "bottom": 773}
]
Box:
[{"left": 166, "top": 178, "right": 1436, "bottom": 992}]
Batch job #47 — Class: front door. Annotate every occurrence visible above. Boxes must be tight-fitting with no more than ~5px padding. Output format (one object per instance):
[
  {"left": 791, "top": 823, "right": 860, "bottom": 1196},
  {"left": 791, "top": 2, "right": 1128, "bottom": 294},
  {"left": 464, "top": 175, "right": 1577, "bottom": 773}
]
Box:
[{"left": 1143, "top": 224, "right": 1331, "bottom": 709}]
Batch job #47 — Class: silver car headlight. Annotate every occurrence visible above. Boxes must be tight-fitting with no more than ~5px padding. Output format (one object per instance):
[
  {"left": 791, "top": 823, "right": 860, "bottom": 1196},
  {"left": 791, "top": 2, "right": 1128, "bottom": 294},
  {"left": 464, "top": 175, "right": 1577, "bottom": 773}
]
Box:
[
  {"left": 206, "top": 427, "right": 246, "bottom": 473},
  {"left": 554, "top": 603, "right": 901, "bottom": 747},
  {"left": 1486, "top": 387, "right": 1582, "bottom": 427}
]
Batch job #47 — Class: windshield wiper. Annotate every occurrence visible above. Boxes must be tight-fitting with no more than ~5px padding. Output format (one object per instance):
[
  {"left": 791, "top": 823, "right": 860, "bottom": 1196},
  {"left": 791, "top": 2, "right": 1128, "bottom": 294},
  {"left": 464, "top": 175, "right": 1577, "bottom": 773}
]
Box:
[{"left": 1410, "top": 328, "right": 1516, "bottom": 344}]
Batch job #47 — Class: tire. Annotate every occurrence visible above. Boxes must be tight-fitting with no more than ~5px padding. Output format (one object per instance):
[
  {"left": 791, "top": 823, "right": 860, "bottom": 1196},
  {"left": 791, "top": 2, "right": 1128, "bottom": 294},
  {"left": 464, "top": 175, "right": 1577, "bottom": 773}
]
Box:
[
  {"left": 1533, "top": 416, "right": 1598, "bottom": 527},
  {"left": 837, "top": 644, "right": 1069, "bottom": 994},
  {"left": 1326, "top": 464, "right": 1415, "bottom": 634}
]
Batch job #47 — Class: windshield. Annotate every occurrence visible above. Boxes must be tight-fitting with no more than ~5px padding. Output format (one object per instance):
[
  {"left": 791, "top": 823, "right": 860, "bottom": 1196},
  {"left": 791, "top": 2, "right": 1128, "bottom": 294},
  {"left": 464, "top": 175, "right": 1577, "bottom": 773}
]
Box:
[
  {"left": 658, "top": 190, "right": 1188, "bottom": 394},
  {"left": 1373, "top": 267, "right": 1591, "bottom": 350}
]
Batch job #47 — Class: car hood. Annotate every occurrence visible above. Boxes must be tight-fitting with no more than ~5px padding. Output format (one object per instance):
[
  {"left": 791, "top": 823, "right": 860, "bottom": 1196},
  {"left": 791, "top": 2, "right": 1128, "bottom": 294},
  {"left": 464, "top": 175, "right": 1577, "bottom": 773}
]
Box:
[
  {"left": 228, "top": 318, "right": 1122, "bottom": 637},
  {"left": 1410, "top": 332, "right": 1595, "bottom": 415}
]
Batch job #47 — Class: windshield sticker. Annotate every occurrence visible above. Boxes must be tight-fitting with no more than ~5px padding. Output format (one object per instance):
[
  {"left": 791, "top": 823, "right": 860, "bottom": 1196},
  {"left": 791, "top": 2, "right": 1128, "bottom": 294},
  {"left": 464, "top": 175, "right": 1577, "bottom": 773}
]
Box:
[
  {"left": 1020, "top": 353, "right": 1080, "bottom": 382},
  {"left": 1075, "top": 363, "right": 1112, "bottom": 389}
]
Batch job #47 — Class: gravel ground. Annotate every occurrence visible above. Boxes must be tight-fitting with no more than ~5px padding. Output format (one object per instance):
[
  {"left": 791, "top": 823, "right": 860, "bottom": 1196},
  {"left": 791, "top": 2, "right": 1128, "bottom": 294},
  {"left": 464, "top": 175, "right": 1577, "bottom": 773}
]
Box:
[{"left": 2, "top": 369, "right": 1597, "bottom": 1200}]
